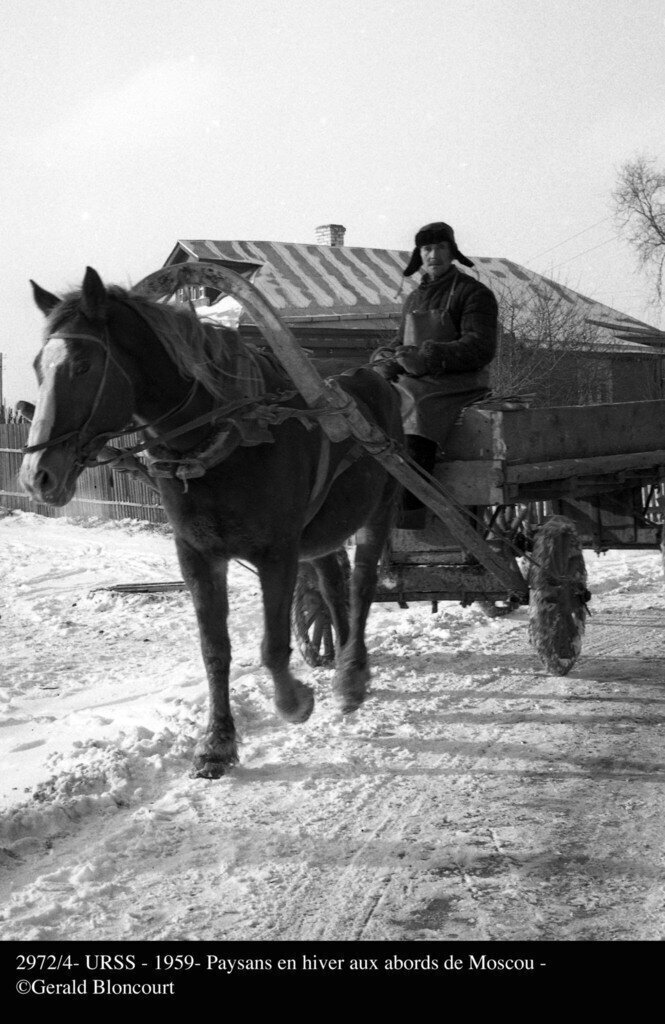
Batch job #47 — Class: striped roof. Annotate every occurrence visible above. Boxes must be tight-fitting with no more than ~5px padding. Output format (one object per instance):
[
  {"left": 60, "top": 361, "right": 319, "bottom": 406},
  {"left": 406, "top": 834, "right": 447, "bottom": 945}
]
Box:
[{"left": 165, "top": 240, "right": 665, "bottom": 353}]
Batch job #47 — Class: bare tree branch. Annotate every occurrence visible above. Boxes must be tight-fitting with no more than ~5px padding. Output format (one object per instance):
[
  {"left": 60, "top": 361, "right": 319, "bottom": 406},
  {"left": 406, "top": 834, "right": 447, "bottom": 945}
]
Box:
[
  {"left": 492, "top": 281, "right": 610, "bottom": 406},
  {"left": 612, "top": 154, "right": 665, "bottom": 303}
]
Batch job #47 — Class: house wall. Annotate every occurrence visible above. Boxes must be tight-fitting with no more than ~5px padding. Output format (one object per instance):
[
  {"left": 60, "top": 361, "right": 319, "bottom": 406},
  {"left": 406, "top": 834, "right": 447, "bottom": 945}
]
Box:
[
  {"left": 239, "top": 324, "right": 393, "bottom": 377},
  {"left": 543, "top": 352, "right": 664, "bottom": 407},
  {"left": 490, "top": 327, "right": 664, "bottom": 407},
  {"left": 610, "top": 353, "right": 664, "bottom": 403}
]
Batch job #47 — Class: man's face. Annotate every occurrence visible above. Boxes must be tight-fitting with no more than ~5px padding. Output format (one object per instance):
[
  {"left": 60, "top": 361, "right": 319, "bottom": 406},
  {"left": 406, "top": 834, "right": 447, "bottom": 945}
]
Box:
[{"left": 420, "top": 241, "right": 453, "bottom": 278}]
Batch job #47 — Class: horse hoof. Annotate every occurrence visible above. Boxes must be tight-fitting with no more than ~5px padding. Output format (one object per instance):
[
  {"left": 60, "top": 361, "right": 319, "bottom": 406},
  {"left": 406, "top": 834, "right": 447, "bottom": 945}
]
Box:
[
  {"left": 334, "top": 664, "right": 370, "bottom": 715},
  {"left": 276, "top": 682, "right": 315, "bottom": 724},
  {"left": 337, "top": 688, "right": 369, "bottom": 715},
  {"left": 193, "top": 739, "right": 238, "bottom": 779},
  {"left": 339, "top": 697, "right": 363, "bottom": 715},
  {"left": 191, "top": 759, "right": 232, "bottom": 780}
]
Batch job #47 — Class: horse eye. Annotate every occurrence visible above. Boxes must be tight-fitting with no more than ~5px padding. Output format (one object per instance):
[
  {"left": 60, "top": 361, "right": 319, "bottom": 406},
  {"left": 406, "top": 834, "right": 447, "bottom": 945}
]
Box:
[{"left": 72, "top": 360, "right": 91, "bottom": 377}]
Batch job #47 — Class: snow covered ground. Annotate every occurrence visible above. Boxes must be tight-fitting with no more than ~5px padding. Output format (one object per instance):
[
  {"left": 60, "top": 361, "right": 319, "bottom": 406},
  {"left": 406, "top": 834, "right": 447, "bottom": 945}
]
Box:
[{"left": 1, "top": 509, "right": 665, "bottom": 946}]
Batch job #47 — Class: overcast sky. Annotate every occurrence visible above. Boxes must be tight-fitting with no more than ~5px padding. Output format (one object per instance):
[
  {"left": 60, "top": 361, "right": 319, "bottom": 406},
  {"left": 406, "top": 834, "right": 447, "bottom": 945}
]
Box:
[{"left": 2, "top": 0, "right": 664, "bottom": 402}]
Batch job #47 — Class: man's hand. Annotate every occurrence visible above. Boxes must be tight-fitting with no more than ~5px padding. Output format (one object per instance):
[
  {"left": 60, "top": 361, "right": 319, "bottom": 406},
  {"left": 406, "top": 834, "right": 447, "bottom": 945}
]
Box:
[
  {"left": 370, "top": 346, "right": 401, "bottom": 381},
  {"left": 394, "top": 345, "right": 429, "bottom": 376},
  {"left": 371, "top": 357, "right": 401, "bottom": 381}
]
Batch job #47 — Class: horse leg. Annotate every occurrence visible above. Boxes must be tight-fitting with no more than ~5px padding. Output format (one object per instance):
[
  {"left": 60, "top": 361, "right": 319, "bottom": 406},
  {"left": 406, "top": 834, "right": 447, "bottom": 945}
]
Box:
[
  {"left": 334, "top": 481, "right": 398, "bottom": 714},
  {"left": 175, "top": 540, "right": 237, "bottom": 778},
  {"left": 311, "top": 550, "right": 350, "bottom": 651},
  {"left": 257, "top": 556, "right": 315, "bottom": 724}
]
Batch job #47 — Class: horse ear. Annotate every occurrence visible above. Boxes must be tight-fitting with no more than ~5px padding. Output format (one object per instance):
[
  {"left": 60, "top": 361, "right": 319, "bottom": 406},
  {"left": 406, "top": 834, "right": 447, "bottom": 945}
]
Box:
[
  {"left": 16, "top": 401, "right": 35, "bottom": 423},
  {"left": 81, "top": 266, "right": 107, "bottom": 319},
  {"left": 30, "top": 280, "right": 60, "bottom": 316}
]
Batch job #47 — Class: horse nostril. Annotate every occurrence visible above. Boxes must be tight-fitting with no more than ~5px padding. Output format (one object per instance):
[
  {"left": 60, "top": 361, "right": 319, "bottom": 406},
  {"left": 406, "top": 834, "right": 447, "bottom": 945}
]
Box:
[{"left": 34, "top": 467, "right": 54, "bottom": 496}]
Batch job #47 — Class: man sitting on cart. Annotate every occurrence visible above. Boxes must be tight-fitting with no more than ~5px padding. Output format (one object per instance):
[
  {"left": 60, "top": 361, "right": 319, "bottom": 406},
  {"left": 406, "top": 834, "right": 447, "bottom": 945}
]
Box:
[{"left": 373, "top": 221, "right": 498, "bottom": 529}]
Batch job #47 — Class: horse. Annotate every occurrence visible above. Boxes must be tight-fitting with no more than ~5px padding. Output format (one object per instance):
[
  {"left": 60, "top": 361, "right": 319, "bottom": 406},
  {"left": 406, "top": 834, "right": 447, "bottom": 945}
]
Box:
[{"left": 19, "top": 267, "right": 404, "bottom": 777}]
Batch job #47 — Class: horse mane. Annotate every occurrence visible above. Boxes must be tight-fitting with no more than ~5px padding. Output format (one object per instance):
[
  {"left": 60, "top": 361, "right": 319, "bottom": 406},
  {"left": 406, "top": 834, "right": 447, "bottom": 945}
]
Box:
[{"left": 48, "top": 285, "right": 287, "bottom": 402}]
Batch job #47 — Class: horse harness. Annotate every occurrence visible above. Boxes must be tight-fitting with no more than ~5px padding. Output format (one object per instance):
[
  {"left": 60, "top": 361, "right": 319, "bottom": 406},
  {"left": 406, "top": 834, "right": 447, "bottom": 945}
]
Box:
[{"left": 24, "top": 325, "right": 365, "bottom": 522}]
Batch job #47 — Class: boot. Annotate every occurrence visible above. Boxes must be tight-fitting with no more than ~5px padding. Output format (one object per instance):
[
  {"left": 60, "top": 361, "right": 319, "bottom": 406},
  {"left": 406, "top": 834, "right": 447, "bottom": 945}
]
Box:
[{"left": 396, "top": 435, "right": 438, "bottom": 530}]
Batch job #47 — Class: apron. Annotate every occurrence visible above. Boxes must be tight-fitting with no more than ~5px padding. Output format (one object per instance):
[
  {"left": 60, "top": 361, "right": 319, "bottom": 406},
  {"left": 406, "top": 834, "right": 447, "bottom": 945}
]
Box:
[{"left": 394, "top": 283, "right": 490, "bottom": 448}]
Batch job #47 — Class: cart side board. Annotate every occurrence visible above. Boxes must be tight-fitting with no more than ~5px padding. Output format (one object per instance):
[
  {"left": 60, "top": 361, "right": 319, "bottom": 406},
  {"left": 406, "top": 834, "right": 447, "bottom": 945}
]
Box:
[{"left": 445, "top": 400, "right": 665, "bottom": 464}]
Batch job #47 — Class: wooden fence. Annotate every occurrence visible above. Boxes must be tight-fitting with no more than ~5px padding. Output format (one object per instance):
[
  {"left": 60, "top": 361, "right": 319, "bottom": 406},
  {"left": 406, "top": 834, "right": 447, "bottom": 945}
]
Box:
[{"left": 0, "top": 424, "right": 167, "bottom": 523}]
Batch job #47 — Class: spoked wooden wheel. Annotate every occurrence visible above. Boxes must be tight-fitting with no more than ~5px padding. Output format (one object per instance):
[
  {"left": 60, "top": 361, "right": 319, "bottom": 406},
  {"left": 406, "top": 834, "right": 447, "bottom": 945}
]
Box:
[
  {"left": 526, "top": 515, "right": 590, "bottom": 675},
  {"left": 476, "top": 503, "right": 535, "bottom": 617},
  {"left": 291, "top": 549, "right": 351, "bottom": 667}
]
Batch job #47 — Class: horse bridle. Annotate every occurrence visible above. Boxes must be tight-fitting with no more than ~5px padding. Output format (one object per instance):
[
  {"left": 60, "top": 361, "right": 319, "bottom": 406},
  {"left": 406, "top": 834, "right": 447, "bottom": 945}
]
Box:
[
  {"left": 23, "top": 316, "right": 320, "bottom": 487},
  {"left": 23, "top": 327, "right": 199, "bottom": 469}
]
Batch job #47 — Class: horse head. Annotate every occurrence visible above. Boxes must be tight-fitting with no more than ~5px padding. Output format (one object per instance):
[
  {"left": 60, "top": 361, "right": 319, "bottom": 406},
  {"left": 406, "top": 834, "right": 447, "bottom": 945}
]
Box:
[{"left": 20, "top": 267, "right": 137, "bottom": 506}]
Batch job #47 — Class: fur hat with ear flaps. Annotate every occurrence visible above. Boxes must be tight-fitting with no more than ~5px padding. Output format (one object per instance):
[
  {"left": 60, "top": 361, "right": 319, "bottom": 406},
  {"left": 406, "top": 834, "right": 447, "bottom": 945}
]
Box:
[{"left": 403, "top": 222, "right": 475, "bottom": 277}]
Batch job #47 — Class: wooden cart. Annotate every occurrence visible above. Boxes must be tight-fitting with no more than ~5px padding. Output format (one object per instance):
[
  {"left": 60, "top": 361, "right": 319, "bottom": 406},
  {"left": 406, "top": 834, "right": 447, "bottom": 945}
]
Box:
[
  {"left": 292, "top": 395, "right": 665, "bottom": 674},
  {"left": 385, "top": 397, "right": 665, "bottom": 601}
]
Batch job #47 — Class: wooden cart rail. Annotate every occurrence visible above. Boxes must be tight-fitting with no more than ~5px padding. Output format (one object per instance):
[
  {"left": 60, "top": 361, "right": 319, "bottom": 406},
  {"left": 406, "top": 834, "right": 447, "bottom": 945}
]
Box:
[
  {"left": 435, "top": 448, "right": 665, "bottom": 506},
  {"left": 444, "top": 400, "right": 665, "bottom": 464},
  {"left": 436, "top": 400, "right": 665, "bottom": 502}
]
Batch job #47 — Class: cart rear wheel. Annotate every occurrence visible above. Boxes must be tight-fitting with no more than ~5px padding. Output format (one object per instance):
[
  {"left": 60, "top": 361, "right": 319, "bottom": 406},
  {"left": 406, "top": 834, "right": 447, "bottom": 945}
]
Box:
[
  {"left": 527, "top": 516, "right": 589, "bottom": 675},
  {"left": 291, "top": 549, "right": 351, "bottom": 667}
]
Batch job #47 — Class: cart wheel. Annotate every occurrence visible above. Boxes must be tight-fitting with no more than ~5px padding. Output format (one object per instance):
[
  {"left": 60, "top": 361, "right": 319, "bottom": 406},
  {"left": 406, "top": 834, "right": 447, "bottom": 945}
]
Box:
[
  {"left": 291, "top": 549, "right": 351, "bottom": 667},
  {"left": 482, "top": 502, "right": 538, "bottom": 554},
  {"left": 527, "top": 516, "right": 590, "bottom": 675},
  {"left": 476, "top": 503, "right": 535, "bottom": 618}
]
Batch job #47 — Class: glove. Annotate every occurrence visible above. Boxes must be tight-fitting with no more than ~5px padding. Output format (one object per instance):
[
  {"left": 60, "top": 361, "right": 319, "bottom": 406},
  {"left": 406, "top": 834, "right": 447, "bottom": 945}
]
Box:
[
  {"left": 370, "top": 346, "right": 402, "bottom": 381},
  {"left": 371, "top": 358, "right": 402, "bottom": 381},
  {"left": 393, "top": 345, "right": 430, "bottom": 377}
]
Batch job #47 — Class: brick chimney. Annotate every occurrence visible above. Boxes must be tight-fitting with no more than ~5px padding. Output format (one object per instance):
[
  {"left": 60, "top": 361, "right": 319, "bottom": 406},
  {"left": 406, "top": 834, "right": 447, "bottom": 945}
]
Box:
[{"left": 315, "top": 224, "right": 346, "bottom": 246}]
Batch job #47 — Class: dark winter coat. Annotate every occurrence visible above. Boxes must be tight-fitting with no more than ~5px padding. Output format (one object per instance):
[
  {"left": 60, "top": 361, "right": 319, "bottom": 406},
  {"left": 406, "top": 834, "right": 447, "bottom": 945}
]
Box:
[
  {"left": 395, "top": 265, "right": 498, "bottom": 378},
  {"left": 372, "top": 266, "right": 498, "bottom": 446}
]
